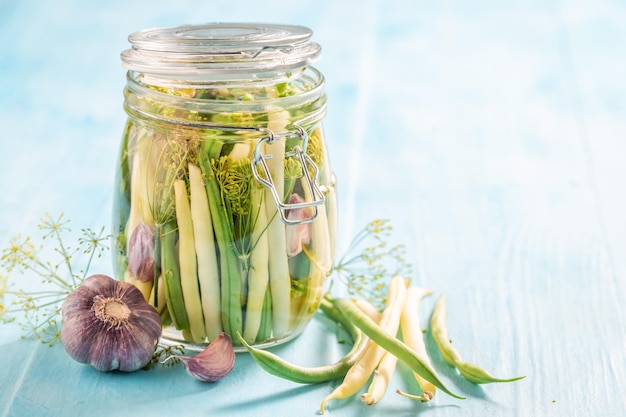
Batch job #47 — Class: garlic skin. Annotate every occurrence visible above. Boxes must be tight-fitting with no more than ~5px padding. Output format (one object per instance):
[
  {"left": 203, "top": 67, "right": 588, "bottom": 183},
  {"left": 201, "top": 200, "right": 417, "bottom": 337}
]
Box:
[
  {"left": 177, "top": 333, "right": 235, "bottom": 382},
  {"left": 61, "top": 274, "right": 162, "bottom": 372}
]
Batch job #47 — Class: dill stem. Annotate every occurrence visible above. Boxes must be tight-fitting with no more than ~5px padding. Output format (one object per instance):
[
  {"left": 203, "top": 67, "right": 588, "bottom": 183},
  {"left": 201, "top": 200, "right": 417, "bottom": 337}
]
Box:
[
  {"left": 336, "top": 254, "right": 367, "bottom": 268},
  {"left": 24, "top": 257, "right": 73, "bottom": 290},
  {"left": 27, "top": 298, "right": 65, "bottom": 310},
  {"left": 80, "top": 242, "right": 97, "bottom": 283},
  {"left": 52, "top": 228, "right": 75, "bottom": 284},
  {"left": 12, "top": 290, "right": 67, "bottom": 298}
]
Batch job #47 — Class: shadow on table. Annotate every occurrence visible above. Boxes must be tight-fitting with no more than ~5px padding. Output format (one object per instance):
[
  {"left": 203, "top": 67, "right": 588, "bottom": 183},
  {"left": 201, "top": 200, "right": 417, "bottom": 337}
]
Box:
[
  {"left": 1, "top": 338, "right": 222, "bottom": 417},
  {"left": 212, "top": 383, "right": 319, "bottom": 413}
]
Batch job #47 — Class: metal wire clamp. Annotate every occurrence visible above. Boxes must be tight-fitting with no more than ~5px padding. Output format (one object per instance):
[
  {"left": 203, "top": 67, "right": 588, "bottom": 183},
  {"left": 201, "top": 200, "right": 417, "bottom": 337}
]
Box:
[{"left": 252, "top": 125, "right": 326, "bottom": 225}]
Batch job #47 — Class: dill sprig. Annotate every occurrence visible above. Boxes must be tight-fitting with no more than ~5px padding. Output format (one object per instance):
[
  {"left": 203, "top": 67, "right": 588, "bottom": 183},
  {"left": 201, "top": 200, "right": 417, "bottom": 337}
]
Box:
[
  {"left": 306, "top": 128, "right": 324, "bottom": 167},
  {"left": 333, "top": 219, "right": 412, "bottom": 310},
  {"left": 213, "top": 155, "right": 254, "bottom": 217},
  {"left": 0, "top": 213, "right": 110, "bottom": 345}
]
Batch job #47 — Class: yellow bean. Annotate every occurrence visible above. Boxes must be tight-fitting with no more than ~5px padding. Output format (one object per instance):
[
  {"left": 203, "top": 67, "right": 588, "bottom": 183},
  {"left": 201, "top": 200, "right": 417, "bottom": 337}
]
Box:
[
  {"left": 397, "top": 286, "right": 435, "bottom": 402},
  {"left": 361, "top": 351, "right": 399, "bottom": 405},
  {"left": 320, "top": 275, "right": 407, "bottom": 414},
  {"left": 353, "top": 299, "right": 382, "bottom": 322}
]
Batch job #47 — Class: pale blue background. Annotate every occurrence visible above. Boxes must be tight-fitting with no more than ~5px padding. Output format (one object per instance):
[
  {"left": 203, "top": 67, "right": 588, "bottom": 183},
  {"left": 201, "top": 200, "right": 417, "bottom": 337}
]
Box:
[{"left": 1, "top": 0, "right": 625, "bottom": 416}]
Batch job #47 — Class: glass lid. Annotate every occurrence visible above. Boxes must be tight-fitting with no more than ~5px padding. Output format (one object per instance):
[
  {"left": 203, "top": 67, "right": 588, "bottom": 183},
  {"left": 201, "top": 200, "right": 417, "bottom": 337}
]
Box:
[{"left": 121, "top": 23, "right": 322, "bottom": 75}]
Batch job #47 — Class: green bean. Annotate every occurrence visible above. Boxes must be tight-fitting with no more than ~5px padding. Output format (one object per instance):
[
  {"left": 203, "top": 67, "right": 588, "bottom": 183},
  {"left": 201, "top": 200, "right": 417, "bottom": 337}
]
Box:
[
  {"left": 331, "top": 297, "right": 465, "bottom": 400},
  {"left": 198, "top": 142, "right": 242, "bottom": 339},
  {"left": 237, "top": 298, "right": 368, "bottom": 384},
  {"left": 430, "top": 294, "right": 526, "bottom": 384},
  {"left": 160, "top": 222, "right": 189, "bottom": 330},
  {"left": 256, "top": 287, "right": 273, "bottom": 342},
  {"left": 152, "top": 224, "right": 162, "bottom": 309}
]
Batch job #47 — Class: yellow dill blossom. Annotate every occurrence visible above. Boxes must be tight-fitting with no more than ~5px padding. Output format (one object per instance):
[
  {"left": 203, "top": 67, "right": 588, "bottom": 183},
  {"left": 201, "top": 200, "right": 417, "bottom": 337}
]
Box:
[
  {"left": 284, "top": 156, "right": 303, "bottom": 181},
  {"left": 306, "top": 128, "right": 324, "bottom": 170},
  {"left": 0, "top": 273, "right": 9, "bottom": 320},
  {"left": 333, "top": 219, "right": 412, "bottom": 310},
  {"left": 0, "top": 213, "right": 109, "bottom": 345}
]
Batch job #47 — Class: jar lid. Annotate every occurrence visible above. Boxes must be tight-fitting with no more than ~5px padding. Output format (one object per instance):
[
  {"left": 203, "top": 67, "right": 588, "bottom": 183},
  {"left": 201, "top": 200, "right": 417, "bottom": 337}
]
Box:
[{"left": 121, "top": 23, "right": 321, "bottom": 75}]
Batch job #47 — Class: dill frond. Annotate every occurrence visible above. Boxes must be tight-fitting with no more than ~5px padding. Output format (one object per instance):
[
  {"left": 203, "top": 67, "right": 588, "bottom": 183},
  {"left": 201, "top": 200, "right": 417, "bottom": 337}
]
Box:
[
  {"left": 0, "top": 213, "right": 110, "bottom": 345},
  {"left": 333, "top": 219, "right": 412, "bottom": 310}
]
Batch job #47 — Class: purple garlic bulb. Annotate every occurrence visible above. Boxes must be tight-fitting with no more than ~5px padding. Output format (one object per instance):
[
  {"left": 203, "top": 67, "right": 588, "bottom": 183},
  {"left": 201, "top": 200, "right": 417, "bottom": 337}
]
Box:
[{"left": 61, "top": 274, "right": 162, "bottom": 372}]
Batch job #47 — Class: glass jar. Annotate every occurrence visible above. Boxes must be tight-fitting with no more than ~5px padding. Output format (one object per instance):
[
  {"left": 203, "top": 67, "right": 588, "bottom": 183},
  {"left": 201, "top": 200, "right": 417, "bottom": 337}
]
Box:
[{"left": 112, "top": 23, "right": 337, "bottom": 350}]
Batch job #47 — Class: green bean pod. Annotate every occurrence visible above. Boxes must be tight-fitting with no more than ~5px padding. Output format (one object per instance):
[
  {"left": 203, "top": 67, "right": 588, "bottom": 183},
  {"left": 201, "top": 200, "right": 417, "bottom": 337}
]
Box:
[
  {"left": 430, "top": 294, "right": 526, "bottom": 384},
  {"left": 237, "top": 298, "right": 368, "bottom": 384},
  {"left": 198, "top": 142, "right": 242, "bottom": 339},
  {"left": 160, "top": 222, "right": 189, "bottom": 330},
  {"left": 331, "top": 297, "right": 465, "bottom": 400}
]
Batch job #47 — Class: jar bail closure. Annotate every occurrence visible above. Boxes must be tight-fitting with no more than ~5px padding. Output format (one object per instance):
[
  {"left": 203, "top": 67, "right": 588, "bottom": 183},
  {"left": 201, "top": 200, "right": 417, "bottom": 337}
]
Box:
[{"left": 252, "top": 125, "right": 326, "bottom": 225}]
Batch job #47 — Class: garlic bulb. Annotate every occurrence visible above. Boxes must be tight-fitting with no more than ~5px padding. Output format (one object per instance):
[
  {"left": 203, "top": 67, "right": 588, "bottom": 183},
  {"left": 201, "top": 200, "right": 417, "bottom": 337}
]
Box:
[
  {"left": 61, "top": 274, "right": 162, "bottom": 372},
  {"left": 177, "top": 333, "right": 235, "bottom": 382}
]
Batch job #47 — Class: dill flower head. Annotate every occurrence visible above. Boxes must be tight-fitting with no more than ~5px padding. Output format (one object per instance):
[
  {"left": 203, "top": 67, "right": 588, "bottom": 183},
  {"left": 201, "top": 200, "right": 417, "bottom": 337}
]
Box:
[
  {"left": 0, "top": 213, "right": 110, "bottom": 345},
  {"left": 333, "top": 219, "right": 413, "bottom": 310},
  {"left": 0, "top": 273, "right": 10, "bottom": 321}
]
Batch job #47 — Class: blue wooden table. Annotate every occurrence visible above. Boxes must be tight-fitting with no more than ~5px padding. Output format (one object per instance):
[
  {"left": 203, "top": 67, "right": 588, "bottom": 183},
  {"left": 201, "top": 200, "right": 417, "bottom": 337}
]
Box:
[{"left": 1, "top": 0, "right": 625, "bottom": 416}]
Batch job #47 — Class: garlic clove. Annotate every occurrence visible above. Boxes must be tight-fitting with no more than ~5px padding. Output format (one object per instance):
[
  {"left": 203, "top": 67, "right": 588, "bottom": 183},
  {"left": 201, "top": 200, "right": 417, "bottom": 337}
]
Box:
[
  {"left": 127, "top": 222, "right": 157, "bottom": 282},
  {"left": 177, "top": 333, "right": 236, "bottom": 382},
  {"left": 285, "top": 193, "right": 313, "bottom": 257}
]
